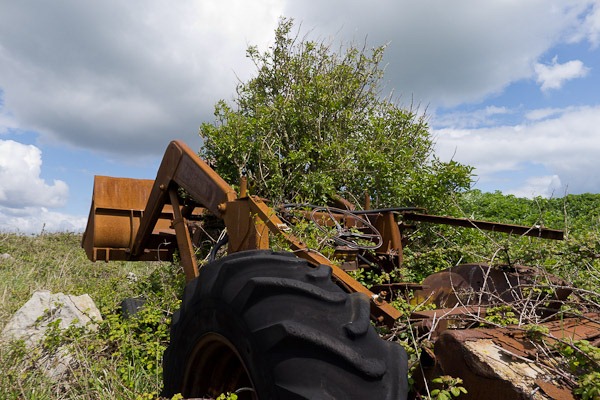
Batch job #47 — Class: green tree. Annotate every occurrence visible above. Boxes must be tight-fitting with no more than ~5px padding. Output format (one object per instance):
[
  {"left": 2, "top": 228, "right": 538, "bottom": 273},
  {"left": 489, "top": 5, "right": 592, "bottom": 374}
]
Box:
[{"left": 200, "top": 18, "right": 472, "bottom": 210}]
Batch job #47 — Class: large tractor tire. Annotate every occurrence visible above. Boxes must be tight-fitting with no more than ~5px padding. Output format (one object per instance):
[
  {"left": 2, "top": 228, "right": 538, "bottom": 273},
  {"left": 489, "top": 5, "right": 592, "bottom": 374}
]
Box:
[{"left": 162, "top": 250, "right": 408, "bottom": 400}]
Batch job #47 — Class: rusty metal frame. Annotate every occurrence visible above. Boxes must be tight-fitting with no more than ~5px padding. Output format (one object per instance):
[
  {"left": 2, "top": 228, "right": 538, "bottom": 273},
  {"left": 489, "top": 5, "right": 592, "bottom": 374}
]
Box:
[
  {"left": 402, "top": 212, "right": 564, "bottom": 240},
  {"left": 83, "top": 140, "right": 401, "bottom": 324},
  {"left": 277, "top": 206, "right": 405, "bottom": 269},
  {"left": 130, "top": 140, "right": 237, "bottom": 259},
  {"left": 83, "top": 140, "right": 570, "bottom": 329},
  {"left": 245, "top": 195, "right": 402, "bottom": 324}
]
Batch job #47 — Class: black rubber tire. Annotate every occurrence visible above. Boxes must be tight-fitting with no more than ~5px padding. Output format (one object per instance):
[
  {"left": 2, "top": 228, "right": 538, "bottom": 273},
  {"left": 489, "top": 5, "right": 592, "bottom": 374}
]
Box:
[{"left": 162, "top": 250, "right": 408, "bottom": 400}]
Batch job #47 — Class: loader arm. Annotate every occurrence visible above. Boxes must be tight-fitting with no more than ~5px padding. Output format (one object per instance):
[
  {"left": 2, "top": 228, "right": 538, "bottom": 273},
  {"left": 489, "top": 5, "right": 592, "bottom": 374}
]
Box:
[
  {"left": 130, "top": 140, "right": 237, "bottom": 257},
  {"left": 83, "top": 140, "right": 401, "bottom": 324},
  {"left": 83, "top": 140, "right": 236, "bottom": 281}
]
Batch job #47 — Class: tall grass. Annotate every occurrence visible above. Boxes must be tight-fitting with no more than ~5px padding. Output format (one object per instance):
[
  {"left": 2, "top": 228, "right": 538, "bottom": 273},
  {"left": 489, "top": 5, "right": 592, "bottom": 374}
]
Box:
[
  {"left": 1, "top": 227, "right": 598, "bottom": 399},
  {"left": 0, "top": 232, "right": 183, "bottom": 399}
]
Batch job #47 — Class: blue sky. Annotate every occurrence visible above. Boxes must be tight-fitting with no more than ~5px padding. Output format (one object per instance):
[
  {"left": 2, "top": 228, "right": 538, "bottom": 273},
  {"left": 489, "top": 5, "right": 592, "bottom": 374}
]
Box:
[{"left": 1, "top": 1, "right": 599, "bottom": 233}]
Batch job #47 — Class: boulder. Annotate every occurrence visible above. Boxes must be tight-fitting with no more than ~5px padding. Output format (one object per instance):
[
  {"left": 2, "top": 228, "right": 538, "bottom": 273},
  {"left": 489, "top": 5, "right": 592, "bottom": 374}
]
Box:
[
  {"left": 0, "top": 253, "right": 14, "bottom": 262},
  {"left": 1, "top": 290, "right": 102, "bottom": 381}
]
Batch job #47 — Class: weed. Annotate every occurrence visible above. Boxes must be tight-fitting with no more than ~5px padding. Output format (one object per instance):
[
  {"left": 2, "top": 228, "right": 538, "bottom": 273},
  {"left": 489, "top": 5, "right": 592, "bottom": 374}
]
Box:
[
  {"left": 0, "top": 232, "right": 182, "bottom": 399},
  {"left": 428, "top": 375, "right": 468, "bottom": 399}
]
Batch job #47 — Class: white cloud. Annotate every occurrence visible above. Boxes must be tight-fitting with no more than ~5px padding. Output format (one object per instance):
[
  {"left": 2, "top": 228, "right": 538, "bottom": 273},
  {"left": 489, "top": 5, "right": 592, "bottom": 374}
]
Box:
[
  {"left": 0, "top": 206, "right": 86, "bottom": 234},
  {"left": 569, "top": 1, "right": 600, "bottom": 47},
  {"left": 0, "top": 1, "right": 597, "bottom": 158},
  {"left": 285, "top": 0, "right": 595, "bottom": 107},
  {"left": 507, "top": 175, "right": 562, "bottom": 199},
  {"left": 535, "top": 56, "right": 590, "bottom": 91},
  {"left": 432, "top": 106, "right": 512, "bottom": 129},
  {"left": 0, "top": 0, "right": 283, "bottom": 156},
  {"left": 588, "top": 2, "right": 600, "bottom": 46},
  {"left": 525, "top": 107, "right": 569, "bottom": 121},
  {"left": 0, "top": 140, "right": 69, "bottom": 208},
  {"left": 434, "top": 105, "right": 600, "bottom": 196}
]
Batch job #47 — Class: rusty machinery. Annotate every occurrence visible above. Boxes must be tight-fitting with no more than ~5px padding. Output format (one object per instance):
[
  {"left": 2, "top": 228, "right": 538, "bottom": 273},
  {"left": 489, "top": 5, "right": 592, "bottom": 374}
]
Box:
[{"left": 83, "top": 140, "right": 599, "bottom": 400}]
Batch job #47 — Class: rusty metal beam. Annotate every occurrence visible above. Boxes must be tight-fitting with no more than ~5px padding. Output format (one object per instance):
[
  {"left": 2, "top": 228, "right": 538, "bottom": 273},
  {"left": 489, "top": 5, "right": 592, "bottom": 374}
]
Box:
[
  {"left": 221, "top": 198, "right": 270, "bottom": 253},
  {"left": 247, "top": 195, "right": 402, "bottom": 325},
  {"left": 402, "top": 212, "right": 564, "bottom": 240},
  {"left": 131, "top": 140, "right": 237, "bottom": 258},
  {"left": 169, "top": 188, "right": 199, "bottom": 282}
]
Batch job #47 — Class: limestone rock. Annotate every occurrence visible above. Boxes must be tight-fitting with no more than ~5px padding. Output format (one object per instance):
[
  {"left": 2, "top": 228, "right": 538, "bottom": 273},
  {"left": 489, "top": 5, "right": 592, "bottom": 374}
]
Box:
[
  {"left": 0, "top": 253, "right": 14, "bottom": 262},
  {"left": 1, "top": 290, "right": 103, "bottom": 381},
  {"left": 2, "top": 290, "right": 102, "bottom": 344}
]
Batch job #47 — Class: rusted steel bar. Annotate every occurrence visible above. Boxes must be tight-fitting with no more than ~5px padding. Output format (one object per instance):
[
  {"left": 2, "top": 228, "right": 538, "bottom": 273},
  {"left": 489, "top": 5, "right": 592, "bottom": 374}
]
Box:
[
  {"left": 131, "top": 140, "right": 237, "bottom": 258},
  {"left": 247, "top": 195, "right": 402, "bottom": 325},
  {"left": 402, "top": 212, "right": 564, "bottom": 240},
  {"left": 169, "top": 188, "right": 199, "bottom": 282}
]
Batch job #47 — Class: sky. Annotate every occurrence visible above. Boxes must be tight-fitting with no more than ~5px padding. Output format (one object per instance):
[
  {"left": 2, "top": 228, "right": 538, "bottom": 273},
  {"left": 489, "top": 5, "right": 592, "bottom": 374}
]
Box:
[{"left": 0, "top": 1, "right": 599, "bottom": 233}]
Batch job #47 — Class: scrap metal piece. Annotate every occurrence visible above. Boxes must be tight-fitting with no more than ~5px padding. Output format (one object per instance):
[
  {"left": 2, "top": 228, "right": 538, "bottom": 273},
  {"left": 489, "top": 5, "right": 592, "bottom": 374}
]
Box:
[
  {"left": 426, "top": 314, "right": 599, "bottom": 400},
  {"left": 402, "top": 212, "right": 564, "bottom": 240},
  {"left": 414, "top": 264, "right": 572, "bottom": 314},
  {"left": 435, "top": 330, "right": 549, "bottom": 400}
]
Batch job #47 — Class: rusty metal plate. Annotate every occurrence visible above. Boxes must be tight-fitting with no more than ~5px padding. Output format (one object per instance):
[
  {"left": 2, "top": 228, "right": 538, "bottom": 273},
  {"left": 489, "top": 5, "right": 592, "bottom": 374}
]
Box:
[
  {"left": 414, "top": 264, "right": 571, "bottom": 314},
  {"left": 425, "top": 313, "right": 600, "bottom": 400}
]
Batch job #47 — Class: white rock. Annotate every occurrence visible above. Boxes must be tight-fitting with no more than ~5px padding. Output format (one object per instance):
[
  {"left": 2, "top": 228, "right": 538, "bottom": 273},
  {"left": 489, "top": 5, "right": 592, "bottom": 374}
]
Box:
[
  {"left": 0, "top": 253, "right": 14, "bottom": 262},
  {"left": 1, "top": 290, "right": 103, "bottom": 382},
  {"left": 1, "top": 290, "right": 102, "bottom": 345}
]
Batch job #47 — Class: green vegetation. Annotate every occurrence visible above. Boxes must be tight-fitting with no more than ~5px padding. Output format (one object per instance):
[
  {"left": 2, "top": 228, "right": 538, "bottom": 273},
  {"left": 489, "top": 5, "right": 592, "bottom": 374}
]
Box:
[
  {"left": 458, "top": 190, "right": 600, "bottom": 231},
  {"left": 1, "top": 189, "right": 599, "bottom": 398},
  {"left": 557, "top": 339, "right": 600, "bottom": 400},
  {"left": 200, "top": 18, "right": 472, "bottom": 211},
  {"left": 0, "top": 232, "right": 183, "bottom": 399},
  {"left": 429, "top": 376, "right": 468, "bottom": 400},
  {"left": 398, "top": 190, "right": 600, "bottom": 288},
  {"left": 1, "top": 18, "right": 599, "bottom": 400}
]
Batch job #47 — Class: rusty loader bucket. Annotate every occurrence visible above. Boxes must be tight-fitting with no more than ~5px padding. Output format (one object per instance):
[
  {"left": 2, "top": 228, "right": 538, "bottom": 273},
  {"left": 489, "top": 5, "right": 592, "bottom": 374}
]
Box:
[{"left": 82, "top": 175, "right": 177, "bottom": 262}]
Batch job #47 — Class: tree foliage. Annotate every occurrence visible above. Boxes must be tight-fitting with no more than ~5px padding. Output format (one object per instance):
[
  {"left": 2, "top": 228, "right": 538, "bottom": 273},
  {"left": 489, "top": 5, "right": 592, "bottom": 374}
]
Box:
[{"left": 200, "top": 18, "right": 472, "bottom": 210}]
